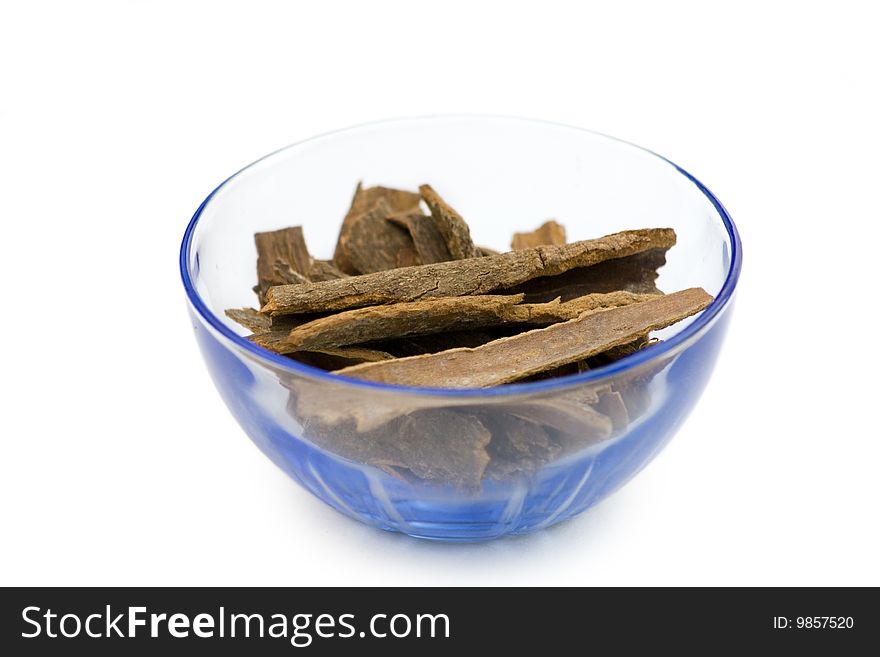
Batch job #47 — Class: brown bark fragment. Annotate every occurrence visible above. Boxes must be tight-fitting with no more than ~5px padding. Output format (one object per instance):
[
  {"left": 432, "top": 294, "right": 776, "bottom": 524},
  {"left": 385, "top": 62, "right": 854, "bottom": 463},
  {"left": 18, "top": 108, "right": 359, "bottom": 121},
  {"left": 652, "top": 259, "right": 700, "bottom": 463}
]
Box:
[
  {"left": 387, "top": 211, "right": 453, "bottom": 264},
  {"left": 509, "top": 248, "right": 670, "bottom": 302},
  {"left": 308, "top": 260, "right": 348, "bottom": 282},
  {"left": 287, "top": 382, "right": 425, "bottom": 433},
  {"left": 225, "top": 307, "right": 272, "bottom": 333},
  {"left": 288, "top": 346, "right": 395, "bottom": 370},
  {"left": 595, "top": 390, "right": 630, "bottom": 432},
  {"left": 336, "top": 199, "right": 420, "bottom": 274},
  {"left": 282, "top": 295, "right": 523, "bottom": 351},
  {"left": 333, "top": 183, "right": 421, "bottom": 274},
  {"left": 254, "top": 226, "right": 312, "bottom": 305},
  {"left": 246, "top": 315, "right": 324, "bottom": 353},
  {"left": 294, "top": 395, "right": 492, "bottom": 489},
  {"left": 483, "top": 413, "right": 561, "bottom": 479},
  {"left": 273, "top": 260, "right": 308, "bottom": 285},
  {"left": 418, "top": 184, "right": 482, "bottom": 259},
  {"left": 385, "top": 410, "right": 491, "bottom": 489},
  {"left": 395, "top": 245, "right": 422, "bottom": 268},
  {"left": 504, "top": 400, "right": 611, "bottom": 441},
  {"left": 505, "top": 291, "right": 657, "bottom": 324},
  {"left": 263, "top": 228, "right": 676, "bottom": 315},
  {"left": 334, "top": 288, "right": 712, "bottom": 387},
  {"left": 280, "top": 291, "right": 654, "bottom": 352},
  {"left": 587, "top": 335, "right": 653, "bottom": 367},
  {"left": 511, "top": 220, "right": 567, "bottom": 250}
]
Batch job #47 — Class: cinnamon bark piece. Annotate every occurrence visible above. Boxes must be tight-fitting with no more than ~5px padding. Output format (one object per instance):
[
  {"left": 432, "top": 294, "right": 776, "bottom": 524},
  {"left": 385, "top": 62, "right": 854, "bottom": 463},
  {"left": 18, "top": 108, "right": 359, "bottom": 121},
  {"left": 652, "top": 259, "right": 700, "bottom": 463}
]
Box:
[
  {"left": 289, "top": 346, "right": 395, "bottom": 370},
  {"left": 505, "top": 291, "right": 656, "bottom": 325},
  {"left": 511, "top": 220, "right": 567, "bottom": 250},
  {"left": 333, "top": 183, "right": 421, "bottom": 274},
  {"left": 280, "top": 291, "right": 653, "bottom": 352},
  {"left": 595, "top": 390, "right": 630, "bottom": 432},
  {"left": 336, "top": 199, "right": 420, "bottom": 274},
  {"left": 272, "top": 260, "right": 308, "bottom": 285},
  {"left": 246, "top": 316, "right": 324, "bottom": 353},
  {"left": 387, "top": 410, "right": 491, "bottom": 488},
  {"left": 504, "top": 399, "right": 611, "bottom": 439},
  {"left": 308, "top": 260, "right": 348, "bottom": 282},
  {"left": 334, "top": 288, "right": 712, "bottom": 387},
  {"left": 281, "top": 295, "right": 523, "bottom": 351},
  {"left": 387, "top": 211, "right": 453, "bottom": 264},
  {"left": 254, "top": 226, "right": 312, "bottom": 305},
  {"left": 299, "top": 407, "right": 492, "bottom": 489},
  {"left": 225, "top": 307, "right": 272, "bottom": 333},
  {"left": 418, "top": 184, "right": 482, "bottom": 259},
  {"left": 483, "top": 413, "right": 561, "bottom": 479},
  {"left": 262, "top": 228, "right": 676, "bottom": 315},
  {"left": 226, "top": 308, "right": 308, "bottom": 334},
  {"left": 509, "top": 247, "right": 670, "bottom": 302}
]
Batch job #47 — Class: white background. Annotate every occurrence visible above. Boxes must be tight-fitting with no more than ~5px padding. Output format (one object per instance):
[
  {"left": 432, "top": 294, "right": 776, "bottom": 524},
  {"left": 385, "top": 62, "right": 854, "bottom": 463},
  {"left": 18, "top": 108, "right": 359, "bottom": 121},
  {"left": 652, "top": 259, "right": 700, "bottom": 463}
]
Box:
[{"left": 2, "top": 1, "right": 878, "bottom": 586}]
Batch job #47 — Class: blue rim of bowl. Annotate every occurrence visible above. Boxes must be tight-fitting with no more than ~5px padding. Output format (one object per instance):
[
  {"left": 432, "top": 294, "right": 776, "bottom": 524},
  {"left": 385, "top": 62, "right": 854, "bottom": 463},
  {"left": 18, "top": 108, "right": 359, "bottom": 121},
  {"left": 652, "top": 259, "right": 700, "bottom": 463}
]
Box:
[{"left": 179, "top": 115, "right": 742, "bottom": 398}]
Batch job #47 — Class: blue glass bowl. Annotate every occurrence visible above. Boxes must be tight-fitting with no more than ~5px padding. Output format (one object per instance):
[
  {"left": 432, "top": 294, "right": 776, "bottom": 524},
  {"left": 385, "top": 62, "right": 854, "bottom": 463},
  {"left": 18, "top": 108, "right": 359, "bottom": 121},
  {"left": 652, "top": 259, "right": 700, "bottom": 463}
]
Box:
[{"left": 180, "top": 116, "right": 741, "bottom": 541}]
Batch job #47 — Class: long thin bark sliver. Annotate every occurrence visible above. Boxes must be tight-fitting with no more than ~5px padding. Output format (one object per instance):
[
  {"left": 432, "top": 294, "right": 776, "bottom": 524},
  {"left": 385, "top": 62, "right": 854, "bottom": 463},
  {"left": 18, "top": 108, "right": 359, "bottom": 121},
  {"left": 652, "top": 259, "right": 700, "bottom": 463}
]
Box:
[
  {"left": 288, "top": 346, "right": 395, "bottom": 370},
  {"left": 281, "top": 290, "right": 655, "bottom": 352},
  {"left": 334, "top": 288, "right": 713, "bottom": 387},
  {"left": 262, "top": 228, "right": 676, "bottom": 315},
  {"left": 282, "top": 295, "right": 524, "bottom": 352},
  {"left": 509, "top": 247, "right": 670, "bottom": 301},
  {"left": 225, "top": 307, "right": 272, "bottom": 333}
]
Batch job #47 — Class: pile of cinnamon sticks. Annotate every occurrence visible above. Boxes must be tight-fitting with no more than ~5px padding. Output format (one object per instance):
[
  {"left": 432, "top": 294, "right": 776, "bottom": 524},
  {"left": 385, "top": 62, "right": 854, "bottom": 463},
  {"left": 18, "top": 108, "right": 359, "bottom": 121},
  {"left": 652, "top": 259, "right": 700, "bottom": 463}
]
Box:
[
  {"left": 223, "top": 183, "right": 712, "bottom": 486},
  {"left": 227, "top": 183, "right": 712, "bottom": 387}
]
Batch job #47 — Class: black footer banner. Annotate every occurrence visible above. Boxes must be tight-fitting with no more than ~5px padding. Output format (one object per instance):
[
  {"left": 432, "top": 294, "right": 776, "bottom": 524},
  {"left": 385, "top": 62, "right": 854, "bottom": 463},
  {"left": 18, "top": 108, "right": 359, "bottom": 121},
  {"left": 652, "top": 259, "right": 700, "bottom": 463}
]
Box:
[{"left": 1, "top": 587, "right": 875, "bottom": 654}]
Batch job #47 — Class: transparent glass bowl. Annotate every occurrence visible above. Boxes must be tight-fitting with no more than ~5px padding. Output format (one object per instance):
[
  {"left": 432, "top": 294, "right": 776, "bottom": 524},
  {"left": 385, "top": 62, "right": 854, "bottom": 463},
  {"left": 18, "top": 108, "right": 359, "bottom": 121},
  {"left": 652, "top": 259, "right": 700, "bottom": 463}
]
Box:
[{"left": 180, "top": 116, "right": 741, "bottom": 541}]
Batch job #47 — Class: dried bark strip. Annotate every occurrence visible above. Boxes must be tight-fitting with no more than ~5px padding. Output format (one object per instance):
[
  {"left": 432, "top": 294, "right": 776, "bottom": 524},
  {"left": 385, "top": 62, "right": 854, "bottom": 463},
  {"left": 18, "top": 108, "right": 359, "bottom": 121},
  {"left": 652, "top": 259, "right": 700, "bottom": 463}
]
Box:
[
  {"left": 299, "top": 407, "right": 492, "bottom": 489},
  {"left": 335, "top": 288, "right": 712, "bottom": 387},
  {"left": 336, "top": 199, "right": 421, "bottom": 274},
  {"left": 225, "top": 307, "right": 272, "bottom": 333},
  {"left": 281, "top": 290, "right": 654, "bottom": 351},
  {"left": 504, "top": 399, "right": 612, "bottom": 441},
  {"left": 254, "top": 226, "right": 312, "bottom": 305},
  {"left": 333, "top": 183, "right": 421, "bottom": 274},
  {"left": 282, "top": 295, "right": 522, "bottom": 351},
  {"left": 289, "top": 346, "right": 395, "bottom": 370},
  {"left": 511, "top": 220, "right": 567, "bottom": 250},
  {"left": 595, "top": 390, "right": 630, "bottom": 432},
  {"left": 418, "top": 184, "right": 482, "bottom": 259},
  {"left": 386, "top": 410, "right": 491, "bottom": 488},
  {"left": 387, "top": 211, "right": 453, "bottom": 264},
  {"left": 246, "top": 316, "right": 324, "bottom": 353},
  {"left": 263, "top": 228, "right": 676, "bottom": 315},
  {"left": 509, "top": 247, "right": 670, "bottom": 302},
  {"left": 483, "top": 413, "right": 560, "bottom": 479},
  {"left": 505, "top": 291, "right": 657, "bottom": 325}
]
